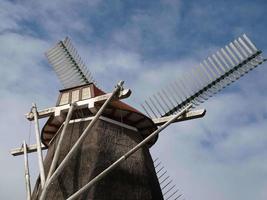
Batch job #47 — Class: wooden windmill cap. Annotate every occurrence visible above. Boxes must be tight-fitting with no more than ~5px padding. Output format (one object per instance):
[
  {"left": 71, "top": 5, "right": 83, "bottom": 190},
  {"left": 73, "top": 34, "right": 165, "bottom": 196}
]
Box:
[{"left": 41, "top": 83, "right": 158, "bottom": 147}]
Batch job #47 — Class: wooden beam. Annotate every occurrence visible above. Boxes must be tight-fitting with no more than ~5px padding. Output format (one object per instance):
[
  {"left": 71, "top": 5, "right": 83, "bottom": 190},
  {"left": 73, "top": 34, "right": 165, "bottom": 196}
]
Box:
[
  {"left": 25, "top": 88, "right": 131, "bottom": 121},
  {"left": 152, "top": 109, "right": 206, "bottom": 126},
  {"left": 10, "top": 143, "right": 47, "bottom": 156}
]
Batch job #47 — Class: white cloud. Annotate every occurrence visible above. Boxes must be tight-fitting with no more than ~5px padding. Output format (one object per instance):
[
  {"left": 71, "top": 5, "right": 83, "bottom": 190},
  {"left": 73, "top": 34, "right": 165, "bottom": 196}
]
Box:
[{"left": 0, "top": 1, "right": 30, "bottom": 33}]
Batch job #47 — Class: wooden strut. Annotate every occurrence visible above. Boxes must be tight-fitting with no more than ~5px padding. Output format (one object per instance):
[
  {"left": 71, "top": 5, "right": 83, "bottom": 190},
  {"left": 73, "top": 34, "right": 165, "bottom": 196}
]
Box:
[
  {"left": 10, "top": 143, "right": 47, "bottom": 156},
  {"left": 32, "top": 103, "right": 46, "bottom": 189},
  {"left": 46, "top": 103, "right": 77, "bottom": 181},
  {"left": 9, "top": 81, "right": 205, "bottom": 200},
  {"left": 10, "top": 87, "right": 133, "bottom": 157},
  {"left": 66, "top": 104, "right": 192, "bottom": 200},
  {"left": 25, "top": 87, "right": 132, "bottom": 121},
  {"left": 23, "top": 141, "right": 31, "bottom": 200},
  {"left": 10, "top": 110, "right": 206, "bottom": 157},
  {"left": 39, "top": 80, "right": 126, "bottom": 200},
  {"left": 152, "top": 109, "right": 206, "bottom": 125}
]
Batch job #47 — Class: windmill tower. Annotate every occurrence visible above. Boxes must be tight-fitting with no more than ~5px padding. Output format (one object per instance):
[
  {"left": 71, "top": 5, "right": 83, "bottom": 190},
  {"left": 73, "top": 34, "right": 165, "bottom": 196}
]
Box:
[{"left": 11, "top": 34, "right": 266, "bottom": 200}]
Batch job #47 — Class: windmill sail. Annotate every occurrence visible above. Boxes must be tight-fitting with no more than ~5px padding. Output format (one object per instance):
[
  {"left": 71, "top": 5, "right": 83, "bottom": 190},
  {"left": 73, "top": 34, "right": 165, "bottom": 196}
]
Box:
[
  {"left": 153, "top": 158, "right": 184, "bottom": 200},
  {"left": 141, "top": 34, "right": 266, "bottom": 118},
  {"left": 45, "top": 37, "right": 96, "bottom": 89}
]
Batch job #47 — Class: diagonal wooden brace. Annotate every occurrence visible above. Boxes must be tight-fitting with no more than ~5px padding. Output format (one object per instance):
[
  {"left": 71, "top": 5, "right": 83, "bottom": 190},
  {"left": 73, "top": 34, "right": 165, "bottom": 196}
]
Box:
[
  {"left": 66, "top": 104, "right": 192, "bottom": 200},
  {"left": 39, "top": 80, "right": 126, "bottom": 200}
]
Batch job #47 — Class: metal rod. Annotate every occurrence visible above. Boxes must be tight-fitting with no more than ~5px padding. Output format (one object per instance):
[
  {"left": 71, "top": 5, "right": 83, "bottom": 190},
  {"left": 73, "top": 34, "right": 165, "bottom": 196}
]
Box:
[
  {"left": 173, "top": 81, "right": 187, "bottom": 100},
  {"left": 149, "top": 97, "right": 163, "bottom": 116},
  {"left": 234, "top": 40, "right": 248, "bottom": 58},
  {"left": 243, "top": 34, "right": 258, "bottom": 52},
  {"left": 166, "top": 190, "right": 179, "bottom": 200},
  {"left": 23, "top": 141, "right": 31, "bottom": 200},
  {"left": 161, "top": 180, "right": 173, "bottom": 190},
  {"left": 174, "top": 194, "right": 183, "bottom": 200},
  {"left": 154, "top": 162, "right": 162, "bottom": 169},
  {"left": 159, "top": 176, "right": 170, "bottom": 185},
  {"left": 158, "top": 91, "right": 172, "bottom": 111},
  {"left": 170, "top": 82, "right": 185, "bottom": 101},
  {"left": 212, "top": 53, "right": 232, "bottom": 84},
  {"left": 163, "top": 185, "right": 176, "bottom": 196},
  {"left": 238, "top": 37, "right": 253, "bottom": 55},
  {"left": 158, "top": 170, "right": 168, "bottom": 179},
  {"left": 156, "top": 166, "right": 165, "bottom": 174},
  {"left": 46, "top": 103, "right": 77, "bottom": 181},
  {"left": 141, "top": 103, "right": 152, "bottom": 118},
  {"left": 40, "top": 81, "right": 124, "bottom": 200},
  {"left": 162, "top": 88, "right": 176, "bottom": 108},
  {"left": 153, "top": 158, "right": 159, "bottom": 163},
  {"left": 32, "top": 103, "right": 46, "bottom": 188},
  {"left": 66, "top": 104, "right": 192, "bottom": 200},
  {"left": 230, "top": 42, "right": 244, "bottom": 62},
  {"left": 226, "top": 45, "right": 239, "bottom": 64},
  {"left": 153, "top": 94, "right": 168, "bottom": 113},
  {"left": 199, "top": 63, "right": 213, "bottom": 82},
  {"left": 165, "top": 85, "right": 180, "bottom": 105},
  {"left": 145, "top": 100, "right": 158, "bottom": 118},
  {"left": 203, "top": 59, "right": 218, "bottom": 79},
  {"left": 208, "top": 57, "right": 222, "bottom": 75}
]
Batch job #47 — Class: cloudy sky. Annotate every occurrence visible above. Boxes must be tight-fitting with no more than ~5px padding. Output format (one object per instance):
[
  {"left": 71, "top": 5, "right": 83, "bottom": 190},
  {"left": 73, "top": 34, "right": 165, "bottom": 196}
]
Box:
[{"left": 1, "top": 0, "right": 267, "bottom": 199}]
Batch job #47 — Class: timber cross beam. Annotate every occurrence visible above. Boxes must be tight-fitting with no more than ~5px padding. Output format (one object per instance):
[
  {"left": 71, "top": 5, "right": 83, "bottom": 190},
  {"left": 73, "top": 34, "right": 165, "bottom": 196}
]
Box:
[{"left": 10, "top": 109, "right": 205, "bottom": 157}]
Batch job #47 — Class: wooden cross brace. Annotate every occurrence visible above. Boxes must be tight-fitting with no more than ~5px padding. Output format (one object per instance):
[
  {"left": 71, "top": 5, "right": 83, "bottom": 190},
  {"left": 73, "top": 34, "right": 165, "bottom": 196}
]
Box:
[{"left": 11, "top": 109, "right": 205, "bottom": 156}]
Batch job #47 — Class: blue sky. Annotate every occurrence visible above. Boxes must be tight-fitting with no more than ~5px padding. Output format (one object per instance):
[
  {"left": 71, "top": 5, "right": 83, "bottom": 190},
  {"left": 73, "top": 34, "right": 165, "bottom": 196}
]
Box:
[{"left": 1, "top": 0, "right": 267, "bottom": 199}]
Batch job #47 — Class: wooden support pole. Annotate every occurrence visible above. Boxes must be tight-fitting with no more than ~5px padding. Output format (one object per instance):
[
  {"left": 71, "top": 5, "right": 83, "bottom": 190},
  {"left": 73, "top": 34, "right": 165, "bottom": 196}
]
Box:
[
  {"left": 39, "top": 81, "right": 126, "bottom": 200},
  {"left": 32, "top": 103, "right": 46, "bottom": 188},
  {"left": 67, "top": 104, "right": 192, "bottom": 200},
  {"left": 23, "top": 141, "right": 31, "bottom": 200},
  {"left": 46, "top": 103, "right": 76, "bottom": 181}
]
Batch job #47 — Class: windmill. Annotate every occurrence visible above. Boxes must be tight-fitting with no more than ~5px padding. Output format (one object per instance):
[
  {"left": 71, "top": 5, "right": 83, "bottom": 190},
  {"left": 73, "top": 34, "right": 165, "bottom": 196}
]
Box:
[{"left": 10, "top": 34, "right": 266, "bottom": 200}]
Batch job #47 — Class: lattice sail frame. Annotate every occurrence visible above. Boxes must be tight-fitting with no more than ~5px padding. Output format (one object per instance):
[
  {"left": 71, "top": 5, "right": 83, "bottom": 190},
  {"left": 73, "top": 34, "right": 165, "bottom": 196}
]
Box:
[
  {"left": 45, "top": 37, "right": 96, "bottom": 89},
  {"left": 153, "top": 158, "right": 184, "bottom": 200},
  {"left": 141, "top": 34, "right": 266, "bottom": 118}
]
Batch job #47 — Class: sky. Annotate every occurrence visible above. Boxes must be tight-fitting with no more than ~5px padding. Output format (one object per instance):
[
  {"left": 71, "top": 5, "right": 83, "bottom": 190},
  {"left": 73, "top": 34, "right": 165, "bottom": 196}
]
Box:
[{"left": 0, "top": 0, "right": 267, "bottom": 199}]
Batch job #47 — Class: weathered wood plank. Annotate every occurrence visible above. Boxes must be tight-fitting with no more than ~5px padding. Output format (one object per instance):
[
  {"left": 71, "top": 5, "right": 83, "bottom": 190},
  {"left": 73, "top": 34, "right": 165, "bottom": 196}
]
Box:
[
  {"left": 11, "top": 143, "right": 47, "bottom": 156},
  {"left": 152, "top": 108, "right": 206, "bottom": 126}
]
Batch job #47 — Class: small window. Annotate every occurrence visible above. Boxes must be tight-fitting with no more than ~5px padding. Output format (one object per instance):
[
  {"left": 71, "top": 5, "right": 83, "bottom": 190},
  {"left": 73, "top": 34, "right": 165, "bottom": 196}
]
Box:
[
  {"left": 71, "top": 90, "right": 80, "bottom": 103},
  {"left": 81, "top": 87, "right": 91, "bottom": 100},
  {"left": 60, "top": 92, "right": 69, "bottom": 105}
]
